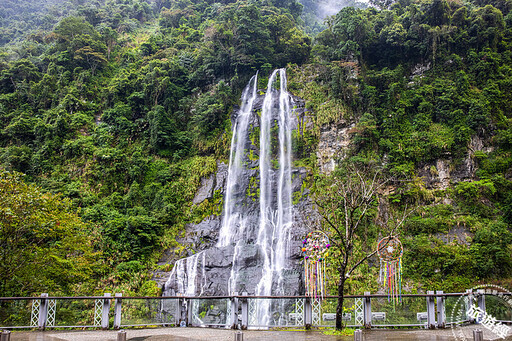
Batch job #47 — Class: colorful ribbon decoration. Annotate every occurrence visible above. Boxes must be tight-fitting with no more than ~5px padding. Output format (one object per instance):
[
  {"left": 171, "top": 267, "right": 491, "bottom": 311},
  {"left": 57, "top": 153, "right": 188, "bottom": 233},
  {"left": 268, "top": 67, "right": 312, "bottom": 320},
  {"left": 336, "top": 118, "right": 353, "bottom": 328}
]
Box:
[
  {"left": 302, "top": 231, "right": 330, "bottom": 300},
  {"left": 377, "top": 236, "right": 403, "bottom": 305}
]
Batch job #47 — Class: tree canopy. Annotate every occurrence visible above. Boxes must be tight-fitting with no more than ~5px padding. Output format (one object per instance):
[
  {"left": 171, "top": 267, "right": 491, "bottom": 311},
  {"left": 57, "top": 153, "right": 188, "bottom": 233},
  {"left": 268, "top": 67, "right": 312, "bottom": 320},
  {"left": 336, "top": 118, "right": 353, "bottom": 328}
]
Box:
[{"left": 0, "top": 170, "right": 100, "bottom": 296}]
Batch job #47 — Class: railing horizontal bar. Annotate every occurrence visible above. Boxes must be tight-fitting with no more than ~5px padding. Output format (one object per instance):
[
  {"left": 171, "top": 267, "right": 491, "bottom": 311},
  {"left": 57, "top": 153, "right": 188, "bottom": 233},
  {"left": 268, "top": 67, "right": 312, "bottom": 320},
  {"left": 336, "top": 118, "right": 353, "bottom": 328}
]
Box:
[
  {"left": 46, "top": 325, "right": 97, "bottom": 328},
  {"left": 41, "top": 296, "right": 110, "bottom": 300},
  {"left": 314, "top": 325, "right": 364, "bottom": 328},
  {"left": 0, "top": 296, "right": 109, "bottom": 300},
  {"left": 1, "top": 325, "right": 98, "bottom": 329},
  {"left": 446, "top": 320, "right": 471, "bottom": 324},
  {"left": 1, "top": 291, "right": 507, "bottom": 301},
  {"left": 233, "top": 293, "right": 469, "bottom": 299},
  {"left": 120, "top": 323, "right": 172, "bottom": 327},
  {"left": 370, "top": 324, "right": 427, "bottom": 327},
  {"left": 118, "top": 295, "right": 222, "bottom": 299},
  {"left": 244, "top": 325, "right": 304, "bottom": 328},
  {"left": 192, "top": 324, "right": 227, "bottom": 326}
]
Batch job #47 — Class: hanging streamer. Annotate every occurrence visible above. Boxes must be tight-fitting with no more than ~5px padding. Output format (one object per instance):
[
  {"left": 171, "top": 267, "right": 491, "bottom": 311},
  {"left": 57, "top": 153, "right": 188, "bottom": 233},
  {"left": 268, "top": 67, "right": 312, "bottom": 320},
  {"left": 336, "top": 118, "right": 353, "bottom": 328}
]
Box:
[
  {"left": 377, "top": 236, "right": 403, "bottom": 304},
  {"left": 302, "top": 231, "right": 330, "bottom": 301}
]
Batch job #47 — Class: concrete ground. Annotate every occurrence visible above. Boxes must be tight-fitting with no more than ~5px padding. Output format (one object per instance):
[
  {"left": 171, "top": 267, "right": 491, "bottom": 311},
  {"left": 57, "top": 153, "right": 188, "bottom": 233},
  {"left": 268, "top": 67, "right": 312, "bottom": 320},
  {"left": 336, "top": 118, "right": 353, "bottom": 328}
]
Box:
[{"left": 4, "top": 325, "right": 512, "bottom": 341}]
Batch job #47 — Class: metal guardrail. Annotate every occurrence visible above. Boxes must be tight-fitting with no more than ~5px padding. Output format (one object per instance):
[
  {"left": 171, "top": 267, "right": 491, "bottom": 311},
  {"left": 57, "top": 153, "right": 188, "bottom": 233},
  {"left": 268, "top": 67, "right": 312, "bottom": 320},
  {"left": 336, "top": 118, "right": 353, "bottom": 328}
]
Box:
[{"left": 0, "top": 290, "right": 511, "bottom": 330}]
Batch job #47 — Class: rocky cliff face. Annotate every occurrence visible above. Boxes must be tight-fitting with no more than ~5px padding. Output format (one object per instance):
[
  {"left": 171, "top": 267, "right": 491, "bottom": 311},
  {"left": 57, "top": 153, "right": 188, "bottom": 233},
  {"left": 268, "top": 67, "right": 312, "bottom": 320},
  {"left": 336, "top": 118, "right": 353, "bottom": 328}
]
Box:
[
  {"left": 316, "top": 120, "right": 354, "bottom": 174},
  {"left": 417, "top": 134, "right": 495, "bottom": 190}
]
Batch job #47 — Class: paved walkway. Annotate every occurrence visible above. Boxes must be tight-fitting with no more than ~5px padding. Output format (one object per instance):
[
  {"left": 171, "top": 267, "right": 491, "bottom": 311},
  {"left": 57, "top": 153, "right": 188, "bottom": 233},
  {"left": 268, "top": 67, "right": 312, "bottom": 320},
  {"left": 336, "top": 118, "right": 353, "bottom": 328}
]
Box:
[{"left": 5, "top": 326, "right": 512, "bottom": 341}]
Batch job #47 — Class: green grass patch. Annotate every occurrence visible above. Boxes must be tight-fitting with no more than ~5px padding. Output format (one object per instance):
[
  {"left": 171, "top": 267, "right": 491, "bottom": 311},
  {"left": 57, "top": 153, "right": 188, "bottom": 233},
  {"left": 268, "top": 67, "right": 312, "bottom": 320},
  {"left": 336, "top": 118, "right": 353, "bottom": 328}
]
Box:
[{"left": 323, "top": 327, "right": 356, "bottom": 336}]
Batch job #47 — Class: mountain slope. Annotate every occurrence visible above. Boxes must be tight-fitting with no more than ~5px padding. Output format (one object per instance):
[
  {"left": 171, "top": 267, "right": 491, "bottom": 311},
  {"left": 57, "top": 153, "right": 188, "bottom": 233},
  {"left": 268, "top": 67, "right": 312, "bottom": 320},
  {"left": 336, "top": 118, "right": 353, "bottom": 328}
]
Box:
[{"left": 0, "top": 0, "right": 511, "bottom": 296}]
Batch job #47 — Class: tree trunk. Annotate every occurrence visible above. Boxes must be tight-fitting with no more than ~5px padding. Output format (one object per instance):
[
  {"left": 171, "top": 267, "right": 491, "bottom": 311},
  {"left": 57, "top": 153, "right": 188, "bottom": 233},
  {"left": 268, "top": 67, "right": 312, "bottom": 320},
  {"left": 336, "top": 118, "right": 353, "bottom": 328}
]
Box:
[{"left": 335, "top": 277, "right": 346, "bottom": 330}]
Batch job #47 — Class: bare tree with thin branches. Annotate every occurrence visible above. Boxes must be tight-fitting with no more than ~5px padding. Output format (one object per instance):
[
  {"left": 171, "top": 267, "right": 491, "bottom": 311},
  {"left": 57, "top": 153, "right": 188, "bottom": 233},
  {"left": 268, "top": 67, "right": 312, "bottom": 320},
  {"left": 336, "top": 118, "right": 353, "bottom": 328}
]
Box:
[{"left": 313, "top": 161, "right": 415, "bottom": 330}]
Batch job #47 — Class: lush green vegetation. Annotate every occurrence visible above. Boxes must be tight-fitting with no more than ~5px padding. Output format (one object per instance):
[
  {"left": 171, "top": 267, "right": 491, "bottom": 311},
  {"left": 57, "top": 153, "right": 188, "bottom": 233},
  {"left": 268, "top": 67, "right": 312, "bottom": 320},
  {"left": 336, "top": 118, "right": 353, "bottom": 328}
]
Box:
[
  {"left": 0, "top": 170, "right": 99, "bottom": 296},
  {"left": 290, "top": 0, "right": 512, "bottom": 292},
  {"left": 1, "top": 0, "right": 512, "bottom": 298},
  {"left": 0, "top": 0, "right": 310, "bottom": 295}
]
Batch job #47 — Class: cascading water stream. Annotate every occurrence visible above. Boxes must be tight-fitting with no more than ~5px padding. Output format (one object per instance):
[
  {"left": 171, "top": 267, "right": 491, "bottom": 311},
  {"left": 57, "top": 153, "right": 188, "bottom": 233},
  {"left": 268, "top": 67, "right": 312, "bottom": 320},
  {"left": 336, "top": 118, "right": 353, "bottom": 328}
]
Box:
[
  {"left": 218, "top": 74, "right": 258, "bottom": 295},
  {"left": 217, "top": 74, "right": 258, "bottom": 247},
  {"left": 164, "top": 74, "right": 259, "bottom": 296},
  {"left": 275, "top": 69, "right": 293, "bottom": 289},
  {"left": 255, "top": 68, "right": 294, "bottom": 325},
  {"left": 165, "top": 251, "right": 206, "bottom": 296}
]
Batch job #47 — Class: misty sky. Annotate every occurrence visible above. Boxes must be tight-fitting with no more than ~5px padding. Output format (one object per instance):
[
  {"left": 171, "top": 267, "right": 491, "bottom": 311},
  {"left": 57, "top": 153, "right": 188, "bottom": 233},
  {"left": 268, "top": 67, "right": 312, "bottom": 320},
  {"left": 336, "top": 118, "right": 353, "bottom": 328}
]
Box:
[{"left": 315, "top": 0, "right": 369, "bottom": 19}]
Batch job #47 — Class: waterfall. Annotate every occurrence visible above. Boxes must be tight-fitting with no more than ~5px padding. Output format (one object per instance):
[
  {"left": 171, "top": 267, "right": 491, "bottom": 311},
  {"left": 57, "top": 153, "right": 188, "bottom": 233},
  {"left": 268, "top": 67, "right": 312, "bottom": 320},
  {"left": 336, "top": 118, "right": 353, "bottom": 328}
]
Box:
[
  {"left": 164, "top": 74, "right": 259, "bottom": 296},
  {"left": 217, "top": 74, "right": 258, "bottom": 247},
  {"left": 255, "top": 68, "right": 294, "bottom": 325},
  {"left": 219, "top": 74, "right": 258, "bottom": 295},
  {"left": 275, "top": 69, "right": 293, "bottom": 289},
  {"left": 164, "top": 69, "right": 296, "bottom": 308},
  {"left": 165, "top": 251, "right": 206, "bottom": 296}
]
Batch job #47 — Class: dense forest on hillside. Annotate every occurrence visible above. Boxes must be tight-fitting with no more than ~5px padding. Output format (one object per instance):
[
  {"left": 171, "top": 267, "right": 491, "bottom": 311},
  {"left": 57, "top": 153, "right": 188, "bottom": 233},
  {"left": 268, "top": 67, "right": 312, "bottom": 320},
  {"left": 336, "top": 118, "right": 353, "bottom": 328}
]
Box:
[{"left": 1, "top": 0, "right": 512, "bottom": 297}]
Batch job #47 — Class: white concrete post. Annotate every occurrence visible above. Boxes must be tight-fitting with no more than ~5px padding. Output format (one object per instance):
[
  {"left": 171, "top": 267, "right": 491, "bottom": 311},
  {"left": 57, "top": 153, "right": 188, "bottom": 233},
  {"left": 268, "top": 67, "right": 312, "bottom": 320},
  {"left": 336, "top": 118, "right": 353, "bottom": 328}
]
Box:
[
  {"left": 117, "top": 330, "right": 127, "bottom": 341},
  {"left": 363, "top": 292, "right": 372, "bottom": 329},
  {"left": 427, "top": 290, "right": 436, "bottom": 329},
  {"left": 436, "top": 290, "right": 445, "bottom": 328},
  {"left": 175, "top": 298, "right": 182, "bottom": 326},
  {"left": 38, "top": 293, "right": 48, "bottom": 330},
  {"left": 354, "top": 329, "right": 362, "bottom": 341},
  {"left": 477, "top": 289, "right": 486, "bottom": 323},
  {"left": 113, "top": 293, "right": 122, "bottom": 329},
  {"left": 240, "top": 292, "right": 248, "bottom": 330},
  {"left": 0, "top": 330, "right": 11, "bottom": 341},
  {"left": 230, "top": 292, "right": 239, "bottom": 329},
  {"left": 186, "top": 299, "right": 192, "bottom": 326},
  {"left": 467, "top": 290, "right": 476, "bottom": 324},
  {"left": 304, "top": 297, "right": 312, "bottom": 330},
  {"left": 102, "top": 293, "right": 111, "bottom": 330}
]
